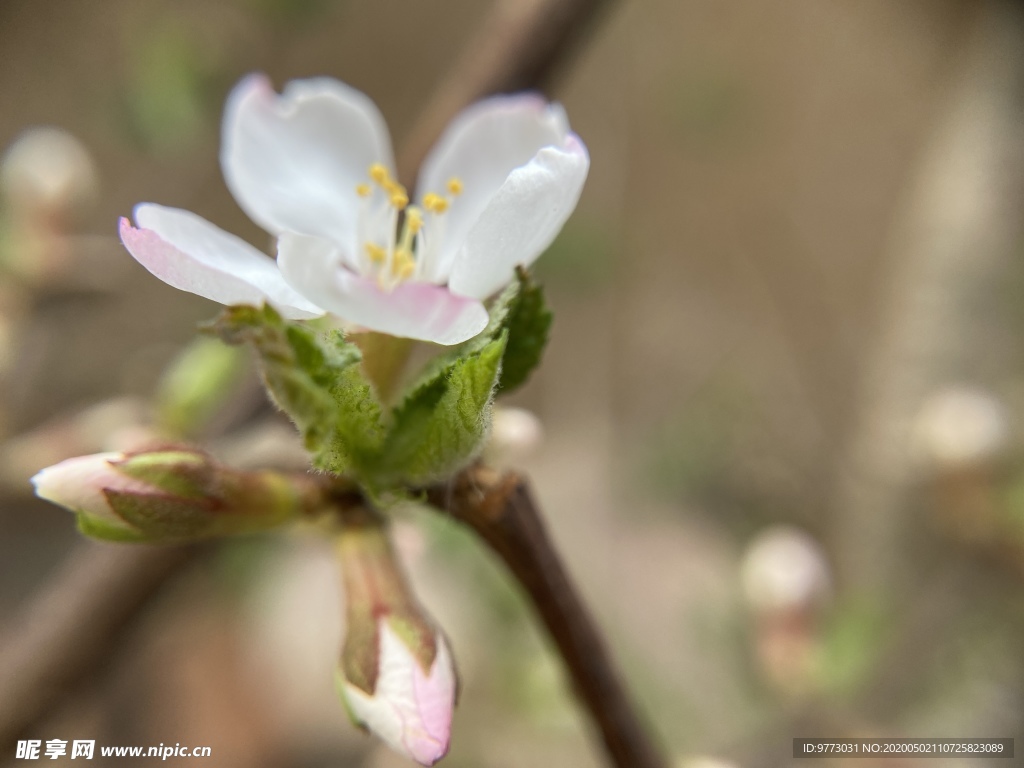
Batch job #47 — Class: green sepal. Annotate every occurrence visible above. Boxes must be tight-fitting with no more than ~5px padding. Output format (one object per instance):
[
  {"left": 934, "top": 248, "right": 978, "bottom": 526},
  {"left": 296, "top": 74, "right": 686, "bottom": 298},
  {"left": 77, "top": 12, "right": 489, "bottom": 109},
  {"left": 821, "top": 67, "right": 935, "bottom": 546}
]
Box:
[
  {"left": 76, "top": 512, "right": 151, "bottom": 543},
  {"left": 386, "top": 613, "right": 439, "bottom": 675},
  {"left": 334, "top": 667, "right": 369, "bottom": 730},
  {"left": 105, "top": 488, "right": 220, "bottom": 539},
  {"left": 497, "top": 266, "right": 553, "bottom": 393},
  {"left": 341, "top": 607, "right": 381, "bottom": 695},
  {"left": 111, "top": 450, "right": 212, "bottom": 499},
  {"left": 202, "top": 304, "right": 385, "bottom": 476},
  {"left": 378, "top": 331, "right": 507, "bottom": 487}
]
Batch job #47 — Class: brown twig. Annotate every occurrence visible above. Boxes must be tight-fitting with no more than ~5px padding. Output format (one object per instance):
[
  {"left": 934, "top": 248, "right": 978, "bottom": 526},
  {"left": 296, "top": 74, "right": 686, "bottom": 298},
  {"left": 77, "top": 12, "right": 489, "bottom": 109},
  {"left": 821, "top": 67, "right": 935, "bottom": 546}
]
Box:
[
  {"left": 396, "top": 0, "right": 612, "bottom": 184},
  {"left": 0, "top": 542, "right": 201, "bottom": 750},
  {"left": 428, "top": 466, "right": 669, "bottom": 768}
]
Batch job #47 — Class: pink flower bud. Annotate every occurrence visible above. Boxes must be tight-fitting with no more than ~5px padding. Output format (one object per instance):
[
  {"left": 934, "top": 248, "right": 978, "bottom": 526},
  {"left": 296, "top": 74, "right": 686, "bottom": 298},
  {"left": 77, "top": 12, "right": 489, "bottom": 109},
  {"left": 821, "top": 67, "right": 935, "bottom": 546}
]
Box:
[
  {"left": 339, "top": 620, "right": 456, "bottom": 765},
  {"left": 335, "top": 513, "right": 457, "bottom": 765},
  {"left": 31, "top": 448, "right": 324, "bottom": 542},
  {"left": 31, "top": 451, "right": 150, "bottom": 537}
]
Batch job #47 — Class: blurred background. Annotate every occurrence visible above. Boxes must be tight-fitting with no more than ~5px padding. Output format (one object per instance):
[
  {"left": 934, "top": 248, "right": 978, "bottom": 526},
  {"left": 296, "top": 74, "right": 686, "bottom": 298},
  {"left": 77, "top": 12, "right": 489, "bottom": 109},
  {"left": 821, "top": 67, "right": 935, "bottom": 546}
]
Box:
[{"left": 3, "top": 0, "right": 1024, "bottom": 766}]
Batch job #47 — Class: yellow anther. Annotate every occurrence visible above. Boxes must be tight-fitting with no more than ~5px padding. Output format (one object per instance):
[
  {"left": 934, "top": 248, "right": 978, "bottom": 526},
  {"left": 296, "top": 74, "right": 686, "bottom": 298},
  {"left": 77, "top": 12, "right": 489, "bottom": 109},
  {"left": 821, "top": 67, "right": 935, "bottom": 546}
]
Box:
[
  {"left": 369, "top": 163, "right": 390, "bottom": 184},
  {"left": 405, "top": 206, "right": 424, "bottom": 234},
  {"left": 392, "top": 249, "right": 416, "bottom": 279},
  {"left": 447, "top": 177, "right": 463, "bottom": 196},
  {"left": 389, "top": 190, "right": 409, "bottom": 209},
  {"left": 356, "top": 183, "right": 372, "bottom": 198},
  {"left": 423, "top": 192, "right": 449, "bottom": 214},
  {"left": 365, "top": 243, "right": 387, "bottom": 263}
]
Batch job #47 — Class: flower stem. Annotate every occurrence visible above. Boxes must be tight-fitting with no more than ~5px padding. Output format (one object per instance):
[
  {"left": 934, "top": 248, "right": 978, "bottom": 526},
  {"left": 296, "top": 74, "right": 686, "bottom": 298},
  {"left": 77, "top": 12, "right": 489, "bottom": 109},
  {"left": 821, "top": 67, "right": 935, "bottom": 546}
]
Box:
[
  {"left": 352, "top": 332, "right": 414, "bottom": 403},
  {"left": 428, "top": 466, "right": 669, "bottom": 768}
]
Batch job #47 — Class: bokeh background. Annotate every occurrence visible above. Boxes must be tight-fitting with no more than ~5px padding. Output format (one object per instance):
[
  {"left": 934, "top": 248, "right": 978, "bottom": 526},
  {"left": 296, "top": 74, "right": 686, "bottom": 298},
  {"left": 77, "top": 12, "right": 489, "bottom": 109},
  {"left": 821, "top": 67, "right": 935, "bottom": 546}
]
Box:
[{"left": 3, "top": 0, "right": 1024, "bottom": 766}]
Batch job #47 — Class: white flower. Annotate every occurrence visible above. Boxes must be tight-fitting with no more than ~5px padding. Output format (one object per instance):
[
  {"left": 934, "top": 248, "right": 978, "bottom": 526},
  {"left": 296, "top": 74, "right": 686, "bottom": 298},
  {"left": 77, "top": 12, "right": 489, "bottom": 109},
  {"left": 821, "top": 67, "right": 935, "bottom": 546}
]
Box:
[
  {"left": 339, "top": 620, "right": 457, "bottom": 766},
  {"left": 119, "top": 74, "right": 589, "bottom": 345}
]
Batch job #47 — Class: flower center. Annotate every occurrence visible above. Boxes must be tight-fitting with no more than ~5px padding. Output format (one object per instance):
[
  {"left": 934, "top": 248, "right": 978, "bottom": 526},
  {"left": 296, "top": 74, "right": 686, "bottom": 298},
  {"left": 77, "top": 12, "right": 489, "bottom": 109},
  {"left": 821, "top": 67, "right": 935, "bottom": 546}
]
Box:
[{"left": 355, "top": 164, "right": 462, "bottom": 291}]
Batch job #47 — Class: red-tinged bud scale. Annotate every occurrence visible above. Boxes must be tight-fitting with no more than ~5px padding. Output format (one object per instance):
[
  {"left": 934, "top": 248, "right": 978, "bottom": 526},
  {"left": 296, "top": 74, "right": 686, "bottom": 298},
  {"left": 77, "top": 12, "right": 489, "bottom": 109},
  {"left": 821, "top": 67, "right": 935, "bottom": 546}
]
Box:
[{"left": 31, "top": 448, "right": 326, "bottom": 542}]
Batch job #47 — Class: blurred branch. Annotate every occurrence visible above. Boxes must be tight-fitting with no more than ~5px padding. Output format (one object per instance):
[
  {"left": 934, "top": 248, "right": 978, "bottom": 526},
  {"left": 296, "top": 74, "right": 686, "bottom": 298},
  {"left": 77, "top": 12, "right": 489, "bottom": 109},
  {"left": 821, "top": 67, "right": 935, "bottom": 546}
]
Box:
[
  {"left": 397, "top": 0, "right": 611, "bottom": 184},
  {"left": 428, "top": 466, "right": 668, "bottom": 768},
  {"left": 0, "top": 0, "right": 617, "bottom": 754},
  {"left": 832, "top": 0, "right": 1024, "bottom": 591},
  {"left": 0, "top": 543, "right": 201, "bottom": 750}
]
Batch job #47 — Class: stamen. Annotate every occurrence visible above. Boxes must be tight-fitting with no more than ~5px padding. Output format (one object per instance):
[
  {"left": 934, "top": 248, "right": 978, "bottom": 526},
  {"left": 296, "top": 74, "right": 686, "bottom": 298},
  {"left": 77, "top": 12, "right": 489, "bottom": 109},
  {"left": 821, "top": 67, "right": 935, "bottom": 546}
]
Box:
[
  {"left": 405, "top": 206, "right": 424, "bottom": 234},
  {"left": 355, "top": 183, "right": 371, "bottom": 198},
  {"left": 392, "top": 249, "right": 415, "bottom": 279},
  {"left": 447, "top": 177, "right": 463, "bottom": 196},
  {"left": 365, "top": 243, "right": 386, "bottom": 263},
  {"left": 389, "top": 190, "right": 409, "bottom": 209},
  {"left": 423, "top": 192, "right": 449, "bottom": 214},
  {"left": 369, "top": 163, "right": 390, "bottom": 184}
]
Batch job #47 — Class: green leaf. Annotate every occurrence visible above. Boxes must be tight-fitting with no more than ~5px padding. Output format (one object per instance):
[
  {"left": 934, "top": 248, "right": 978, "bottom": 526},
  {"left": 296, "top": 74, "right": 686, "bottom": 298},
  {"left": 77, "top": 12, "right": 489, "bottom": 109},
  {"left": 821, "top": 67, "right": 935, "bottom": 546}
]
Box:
[
  {"left": 498, "top": 267, "right": 553, "bottom": 393},
  {"left": 202, "top": 305, "right": 384, "bottom": 476},
  {"left": 323, "top": 361, "right": 387, "bottom": 475},
  {"left": 400, "top": 267, "right": 552, "bottom": 400},
  {"left": 378, "top": 332, "right": 507, "bottom": 486}
]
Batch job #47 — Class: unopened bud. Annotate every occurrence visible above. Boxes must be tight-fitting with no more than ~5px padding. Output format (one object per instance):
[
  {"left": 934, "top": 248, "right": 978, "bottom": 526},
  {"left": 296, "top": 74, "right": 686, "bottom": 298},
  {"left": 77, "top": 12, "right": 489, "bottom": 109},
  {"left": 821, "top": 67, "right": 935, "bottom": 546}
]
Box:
[
  {"left": 1, "top": 127, "right": 97, "bottom": 222},
  {"left": 31, "top": 448, "right": 324, "bottom": 542},
  {"left": 335, "top": 512, "right": 456, "bottom": 766},
  {"left": 912, "top": 385, "right": 1008, "bottom": 471},
  {"left": 741, "top": 526, "right": 830, "bottom": 698},
  {"left": 483, "top": 406, "right": 543, "bottom": 465},
  {"left": 741, "top": 526, "right": 831, "bottom": 614}
]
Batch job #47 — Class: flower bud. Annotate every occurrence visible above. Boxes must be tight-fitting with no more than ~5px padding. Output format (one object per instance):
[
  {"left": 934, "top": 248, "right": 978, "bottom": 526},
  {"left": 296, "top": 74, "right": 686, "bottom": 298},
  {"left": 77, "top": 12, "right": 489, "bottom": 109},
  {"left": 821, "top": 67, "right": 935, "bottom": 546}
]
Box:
[
  {"left": 31, "top": 448, "right": 324, "bottom": 542},
  {"left": 911, "top": 385, "right": 1008, "bottom": 471},
  {"left": 741, "top": 526, "right": 831, "bottom": 699},
  {"left": 483, "top": 406, "right": 543, "bottom": 466},
  {"left": 1, "top": 127, "right": 97, "bottom": 223},
  {"left": 335, "top": 513, "right": 456, "bottom": 766},
  {"left": 741, "top": 526, "right": 831, "bottom": 615}
]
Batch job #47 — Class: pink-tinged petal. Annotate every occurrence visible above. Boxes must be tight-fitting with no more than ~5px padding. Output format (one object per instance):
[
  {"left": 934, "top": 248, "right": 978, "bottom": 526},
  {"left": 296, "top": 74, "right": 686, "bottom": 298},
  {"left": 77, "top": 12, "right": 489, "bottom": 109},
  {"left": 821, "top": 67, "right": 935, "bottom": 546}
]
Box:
[
  {"left": 342, "top": 623, "right": 455, "bottom": 766},
  {"left": 222, "top": 73, "right": 393, "bottom": 246},
  {"left": 121, "top": 204, "right": 322, "bottom": 319},
  {"left": 31, "top": 452, "right": 144, "bottom": 524},
  {"left": 416, "top": 93, "right": 574, "bottom": 282},
  {"left": 447, "top": 137, "right": 589, "bottom": 299},
  {"left": 278, "top": 233, "right": 488, "bottom": 345},
  {"left": 408, "top": 635, "right": 455, "bottom": 762}
]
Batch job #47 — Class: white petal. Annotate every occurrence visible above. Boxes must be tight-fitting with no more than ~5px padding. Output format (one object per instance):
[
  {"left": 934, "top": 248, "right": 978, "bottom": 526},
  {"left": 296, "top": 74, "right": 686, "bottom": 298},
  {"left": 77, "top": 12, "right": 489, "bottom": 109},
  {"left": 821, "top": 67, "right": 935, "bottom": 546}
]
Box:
[
  {"left": 221, "top": 73, "right": 394, "bottom": 245},
  {"left": 120, "top": 204, "right": 322, "bottom": 319},
  {"left": 447, "top": 138, "right": 589, "bottom": 299},
  {"left": 416, "top": 93, "right": 575, "bottom": 282},
  {"left": 278, "top": 233, "right": 488, "bottom": 345}
]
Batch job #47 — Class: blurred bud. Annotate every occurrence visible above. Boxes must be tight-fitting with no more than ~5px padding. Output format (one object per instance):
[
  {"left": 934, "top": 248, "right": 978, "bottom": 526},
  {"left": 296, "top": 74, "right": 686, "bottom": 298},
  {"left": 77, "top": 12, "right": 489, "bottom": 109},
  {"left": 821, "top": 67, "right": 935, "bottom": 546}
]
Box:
[
  {"left": 913, "top": 386, "right": 1011, "bottom": 550},
  {"left": 155, "top": 336, "right": 248, "bottom": 438},
  {"left": 483, "top": 406, "right": 543, "bottom": 465},
  {"left": 741, "top": 526, "right": 831, "bottom": 698},
  {"left": 31, "top": 448, "right": 324, "bottom": 542},
  {"left": 911, "top": 385, "right": 1008, "bottom": 471},
  {"left": 336, "top": 513, "right": 456, "bottom": 766},
  {"left": 741, "top": 526, "right": 830, "bottom": 615},
  {"left": 1, "top": 127, "right": 97, "bottom": 223}
]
